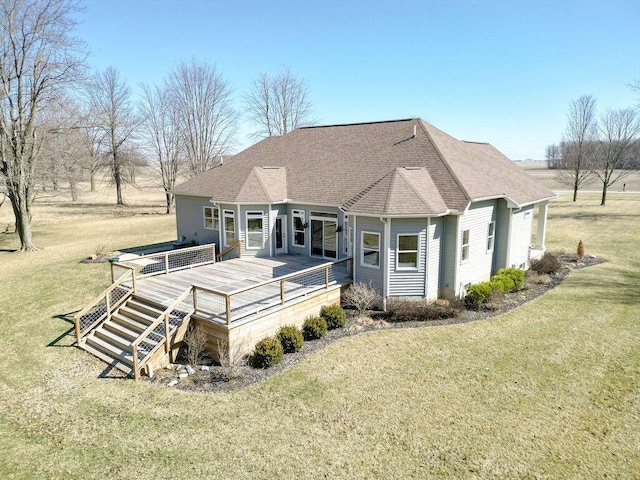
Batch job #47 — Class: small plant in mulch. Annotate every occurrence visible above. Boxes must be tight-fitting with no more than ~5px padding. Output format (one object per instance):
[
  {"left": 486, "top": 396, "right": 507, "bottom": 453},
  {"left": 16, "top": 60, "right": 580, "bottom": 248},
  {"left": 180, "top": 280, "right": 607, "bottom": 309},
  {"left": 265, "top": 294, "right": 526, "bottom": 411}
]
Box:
[
  {"left": 465, "top": 282, "right": 493, "bottom": 310},
  {"left": 251, "top": 337, "right": 283, "bottom": 368},
  {"left": 302, "top": 316, "right": 327, "bottom": 340},
  {"left": 530, "top": 252, "right": 562, "bottom": 275},
  {"left": 277, "top": 326, "right": 304, "bottom": 353},
  {"left": 320, "top": 304, "right": 347, "bottom": 329},
  {"left": 184, "top": 324, "right": 208, "bottom": 367},
  {"left": 342, "top": 282, "right": 381, "bottom": 318},
  {"left": 577, "top": 240, "right": 585, "bottom": 259},
  {"left": 385, "top": 298, "right": 460, "bottom": 322}
]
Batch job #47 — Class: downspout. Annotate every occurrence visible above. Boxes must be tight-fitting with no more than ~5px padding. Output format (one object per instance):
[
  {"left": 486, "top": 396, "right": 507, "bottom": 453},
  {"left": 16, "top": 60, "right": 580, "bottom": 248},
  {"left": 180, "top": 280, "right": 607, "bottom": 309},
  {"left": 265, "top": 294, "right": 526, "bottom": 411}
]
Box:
[
  {"left": 381, "top": 217, "right": 390, "bottom": 311},
  {"left": 505, "top": 207, "right": 513, "bottom": 269},
  {"left": 453, "top": 215, "right": 461, "bottom": 298},
  {"left": 237, "top": 204, "right": 241, "bottom": 250},
  {"left": 268, "top": 203, "right": 273, "bottom": 257}
]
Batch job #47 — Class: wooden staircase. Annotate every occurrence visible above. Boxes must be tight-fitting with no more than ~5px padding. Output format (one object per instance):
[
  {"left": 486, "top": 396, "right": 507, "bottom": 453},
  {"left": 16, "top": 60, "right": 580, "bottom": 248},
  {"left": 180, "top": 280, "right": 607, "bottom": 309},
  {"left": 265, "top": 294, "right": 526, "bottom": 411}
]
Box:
[{"left": 79, "top": 295, "right": 189, "bottom": 377}]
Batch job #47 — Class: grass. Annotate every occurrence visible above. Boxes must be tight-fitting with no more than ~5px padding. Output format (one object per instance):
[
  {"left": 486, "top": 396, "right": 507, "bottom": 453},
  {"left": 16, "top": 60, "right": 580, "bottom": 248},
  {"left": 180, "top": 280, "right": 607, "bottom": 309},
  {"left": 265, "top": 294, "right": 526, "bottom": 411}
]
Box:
[{"left": 1, "top": 185, "right": 639, "bottom": 478}]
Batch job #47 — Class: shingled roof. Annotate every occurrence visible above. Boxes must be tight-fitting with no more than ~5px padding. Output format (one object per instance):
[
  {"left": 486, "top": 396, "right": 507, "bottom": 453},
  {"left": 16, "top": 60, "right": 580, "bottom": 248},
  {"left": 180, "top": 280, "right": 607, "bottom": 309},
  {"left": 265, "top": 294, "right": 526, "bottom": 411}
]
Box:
[{"left": 172, "top": 118, "right": 555, "bottom": 214}]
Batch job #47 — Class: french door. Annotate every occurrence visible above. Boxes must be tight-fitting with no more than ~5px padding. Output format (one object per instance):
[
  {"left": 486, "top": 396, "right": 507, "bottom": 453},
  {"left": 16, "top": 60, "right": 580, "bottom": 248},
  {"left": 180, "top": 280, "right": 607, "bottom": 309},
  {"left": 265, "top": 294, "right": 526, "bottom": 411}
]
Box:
[{"left": 310, "top": 213, "right": 337, "bottom": 259}]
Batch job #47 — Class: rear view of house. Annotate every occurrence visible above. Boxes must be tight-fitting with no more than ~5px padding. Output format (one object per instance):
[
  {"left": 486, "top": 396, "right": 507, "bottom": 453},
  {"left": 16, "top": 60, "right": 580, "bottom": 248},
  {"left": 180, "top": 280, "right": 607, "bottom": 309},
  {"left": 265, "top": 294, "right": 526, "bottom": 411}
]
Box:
[{"left": 173, "top": 118, "right": 555, "bottom": 304}]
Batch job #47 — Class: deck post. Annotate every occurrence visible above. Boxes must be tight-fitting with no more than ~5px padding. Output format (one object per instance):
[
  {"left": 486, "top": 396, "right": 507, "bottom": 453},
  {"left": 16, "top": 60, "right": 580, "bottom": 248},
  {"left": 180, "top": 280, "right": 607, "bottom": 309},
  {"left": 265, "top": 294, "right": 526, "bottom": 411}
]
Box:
[
  {"left": 324, "top": 266, "right": 329, "bottom": 289},
  {"left": 105, "top": 291, "right": 111, "bottom": 319},
  {"left": 74, "top": 318, "right": 82, "bottom": 345},
  {"left": 165, "top": 252, "right": 170, "bottom": 274},
  {"left": 110, "top": 262, "right": 115, "bottom": 283},
  {"left": 280, "top": 279, "right": 285, "bottom": 305},
  {"left": 192, "top": 287, "right": 198, "bottom": 314},
  {"left": 225, "top": 295, "right": 231, "bottom": 325},
  {"left": 132, "top": 269, "right": 137, "bottom": 293},
  {"left": 212, "top": 244, "right": 216, "bottom": 264},
  {"left": 164, "top": 313, "right": 170, "bottom": 353},
  {"left": 132, "top": 343, "right": 139, "bottom": 381}
]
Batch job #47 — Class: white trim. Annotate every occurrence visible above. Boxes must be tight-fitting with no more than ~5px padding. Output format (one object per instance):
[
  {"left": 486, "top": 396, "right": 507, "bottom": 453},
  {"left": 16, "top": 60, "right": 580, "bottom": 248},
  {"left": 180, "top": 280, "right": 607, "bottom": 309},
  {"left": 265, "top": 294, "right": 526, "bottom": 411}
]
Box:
[
  {"left": 383, "top": 218, "right": 390, "bottom": 309},
  {"left": 345, "top": 210, "right": 451, "bottom": 219},
  {"left": 460, "top": 228, "right": 470, "bottom": 263},
  {"left": 395, "top": 232, "right": 420, "bottom": 271},
  {"left": 353, "top": 216, "right": 358, "bottom": 283},
  {"left": 309, "top": 211, "right": 339, "bottom": 260},
  {"left": 425, "top": 218, "right": 431, "bottom": 298},
  {"left": 203, "top": 205, "right": 218, "bottom": 230},
  {"left": 245, "top": 210, "right": 265, "bottom": 250},
  {"left": 360, "top": 230, "right": 381, "bottom": 269},
  {"left": 222, "top": 209, "right": 235, "bottom": 247},
  {"left": 292, "top": 209, "right": 306, "bottom": 247},
  {"left": 275, "top": 214, "right": 288, "bottom": 255},
  {"left": 487, "top": 221, "right": 495, "bottom": 253}
]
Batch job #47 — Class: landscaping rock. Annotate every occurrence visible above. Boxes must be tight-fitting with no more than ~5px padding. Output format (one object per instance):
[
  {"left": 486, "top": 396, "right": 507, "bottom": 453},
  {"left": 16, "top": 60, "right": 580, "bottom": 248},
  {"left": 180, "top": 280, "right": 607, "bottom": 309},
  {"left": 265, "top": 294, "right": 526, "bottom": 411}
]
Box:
[
  {"left": 186, "top": 365, "right": 195, "bottom": 375},
  {"left": 167, "top": 379, "right": 178, "bottom": 387}
]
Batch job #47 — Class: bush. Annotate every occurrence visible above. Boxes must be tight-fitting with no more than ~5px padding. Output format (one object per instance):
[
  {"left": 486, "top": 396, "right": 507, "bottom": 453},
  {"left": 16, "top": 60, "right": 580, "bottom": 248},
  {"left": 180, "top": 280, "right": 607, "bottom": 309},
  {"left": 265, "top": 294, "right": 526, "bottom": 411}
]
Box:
[
  {"left": 577, "top": 240, "right": 584, "bottom": 259},
  {"left": 320, "top": 304, "right": 346, "bottom": 329},
  {"left": 525, "top": 270, "right": 551, "bottom": 287},
  {"left": 251, "top": 337, "right": 283, "bottom": 368},
  {"left": 302, "top": 316, "right": 327, "bottom": 340},
  {"left": 489, "top": 274, "right": 515, "bottom": 293},
  {"left": 184, "top": 324, "right": 208, "bottom": 366},
  {"left": 495, "top": 268, "right": 525, "bottom": 291},
  {"left": 486, "top": 288, "right": 505, "bottom": 311},
  {"left": 342, "top": 282, "right": 380, "bottom": 317},
  {"left": 277, "top": 326, "right": 303, "bottom": 353},
  {"left": 386, "top": 298, "right": 460, "bottom": 322},
  {"left": 530, "top": 252, "right": 562, "bottom": 274},
  {"left": 465, "top": 282, "right": 493, "bottom": 310}
]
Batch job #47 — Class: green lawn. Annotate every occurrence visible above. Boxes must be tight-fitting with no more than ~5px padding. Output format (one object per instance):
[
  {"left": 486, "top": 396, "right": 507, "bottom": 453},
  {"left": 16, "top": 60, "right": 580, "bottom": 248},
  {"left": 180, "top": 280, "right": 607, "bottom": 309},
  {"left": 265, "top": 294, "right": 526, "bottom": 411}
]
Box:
[{"left": 1, "top": 193, "right": 639, "bottom": 479}]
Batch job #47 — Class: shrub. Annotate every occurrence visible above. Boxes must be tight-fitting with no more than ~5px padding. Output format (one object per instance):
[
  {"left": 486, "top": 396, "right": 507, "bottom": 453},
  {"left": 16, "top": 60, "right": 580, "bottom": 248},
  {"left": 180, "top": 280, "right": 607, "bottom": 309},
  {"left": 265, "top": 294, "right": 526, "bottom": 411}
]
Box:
[
  {"left": 184, "top": 324, "right": 208, "bottom": 366},
  {"left": 530, "top": 252, "right": 562, "bottom": 275},
  {"left": 251, "top": 337, "right": 283, "bottom": 368},
  {"left": 577, "top": 240, "right": 584, "bottom": 259},
  {"left": 525, "top": 270, "right": 551, "bottom": 287},
  {"left": 495, "top": 268, "right": 525, "bottom": 291},
  {"left": 490, "top": 274, "right": 515, "bottom": 293},
  {"left": 465, "top": 282, "right": 493, "bottom": 310},
  {"left": 343, "top": 282, "right": 380, "bottom": 317},
  {"left": 486, "top": 288, "right": 505, "bottom": 311},
  {"left": 320, "top": 304, "right": 346, "bottom": 329},
  {"left": 216, "top": 339, "right": 247, "bottom": 381},
  {"left": 277, "top": 326, "right": 303, "bottom": 353},
  {"left": 386, "top": 298, "right": 460, "bottom": 322},
  {"left": 302, "top": 316, "right": 327, "bottom": 340}
]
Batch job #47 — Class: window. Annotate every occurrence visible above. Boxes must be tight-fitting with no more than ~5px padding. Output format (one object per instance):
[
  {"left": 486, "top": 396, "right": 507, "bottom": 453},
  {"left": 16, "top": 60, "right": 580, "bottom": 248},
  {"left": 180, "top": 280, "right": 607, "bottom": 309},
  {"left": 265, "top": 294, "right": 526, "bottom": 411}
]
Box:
[
  {"left": 223, "top": 210, "right": 235, "bottom": 247},
  {"left": 461, "top": 229, "right": 470, "bottom": 262},
  {"left": 397, "top": 234, "right": 419, "bottom": 269},
  {"left": 246, "top": 211, "right": 264, "bottom": 249},
  {"left": 292, "top": 209, "right": 305, "bottom": 247},
  {"left": 487, "top": 222, "right": 495, "bottom": 252},
  {"left": 361, "top": 231, "right": 380, "bottom": 268},
  {"left": 203, "top": 206, "right": 219, "bottom": 230}
]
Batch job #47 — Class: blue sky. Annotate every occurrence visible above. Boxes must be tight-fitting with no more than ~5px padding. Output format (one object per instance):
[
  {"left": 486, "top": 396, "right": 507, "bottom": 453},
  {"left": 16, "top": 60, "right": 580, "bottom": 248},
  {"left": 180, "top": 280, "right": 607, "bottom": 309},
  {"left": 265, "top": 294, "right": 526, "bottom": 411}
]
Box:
[{"left": 74, "top": 0, "right": 639, "bottom": 160}]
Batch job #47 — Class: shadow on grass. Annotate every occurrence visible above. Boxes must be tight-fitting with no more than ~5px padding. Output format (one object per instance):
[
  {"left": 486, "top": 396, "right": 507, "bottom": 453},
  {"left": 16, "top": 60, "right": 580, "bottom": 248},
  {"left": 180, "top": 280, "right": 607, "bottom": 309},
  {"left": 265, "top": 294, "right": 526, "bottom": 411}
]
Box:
[
  {"left": 48, "top": 310, "right": 78, "bottom": 348},
  {"left": 562, "top": 265, "right": 640, "bottom": 306}
]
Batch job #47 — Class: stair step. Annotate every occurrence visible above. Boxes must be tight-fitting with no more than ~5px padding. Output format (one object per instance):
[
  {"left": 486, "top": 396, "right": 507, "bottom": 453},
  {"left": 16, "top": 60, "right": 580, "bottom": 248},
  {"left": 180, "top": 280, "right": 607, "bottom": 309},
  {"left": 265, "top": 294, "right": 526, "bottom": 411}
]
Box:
[
  {"left": 118, "top": 305, "right": 159, "bottom": 325},
  {"left": 94, "top": 327, "right": 133, "bottom": 350},
  {"left": 80, "top": 340, "right": 134, "bottom": 376},
  {"left": 103, "top": 320, "right": 139, "bottom": 341},
  {"left": 110, "top": 313, "right": 148, "bottom": 333},
  {"left": 84, "top": 335, "right": 134, "bottom": 366},
  {"left": 127, "top": 297, "right": 167, "bottom": 316}
]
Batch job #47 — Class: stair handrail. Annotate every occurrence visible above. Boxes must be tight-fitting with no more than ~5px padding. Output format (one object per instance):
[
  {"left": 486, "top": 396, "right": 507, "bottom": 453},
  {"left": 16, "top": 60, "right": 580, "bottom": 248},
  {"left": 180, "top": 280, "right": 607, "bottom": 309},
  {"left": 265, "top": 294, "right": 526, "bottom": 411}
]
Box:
[
  {"left": 216, "top": 240, "right": 242, "bottom": 261},
  {"left": 74, "top": 268, "right": 136, "bottom": 345},
  {"left": 131, "top": 286, "right": 194, "bottom": 380}
]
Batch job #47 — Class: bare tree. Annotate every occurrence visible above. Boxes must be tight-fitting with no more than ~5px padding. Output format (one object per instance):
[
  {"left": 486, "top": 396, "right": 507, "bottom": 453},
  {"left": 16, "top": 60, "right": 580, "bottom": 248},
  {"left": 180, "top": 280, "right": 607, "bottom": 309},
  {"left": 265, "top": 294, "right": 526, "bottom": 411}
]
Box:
[
  {"left": 545, "top": 144, "right": 561, "bottom": 169},
  {"left": 246, "top": 69, "right": 314, "bottom": 138},
  {"left": 593, "top": 108, "right": 640, "bottom": 205},
  {"left": 166, "top": 60, "right": 237, "bottom": 175},
  {"left": 88, "top": 66, "right": 139, "bottom": 205},
  {"left": 139, "top": 83, "right": 183, "bottom": 213},
  {"left": 557, "top": 95, "right": 598, "bottom": 202},
  {"left": 0, "top": 0, "right": 84, "bottom": 251}
]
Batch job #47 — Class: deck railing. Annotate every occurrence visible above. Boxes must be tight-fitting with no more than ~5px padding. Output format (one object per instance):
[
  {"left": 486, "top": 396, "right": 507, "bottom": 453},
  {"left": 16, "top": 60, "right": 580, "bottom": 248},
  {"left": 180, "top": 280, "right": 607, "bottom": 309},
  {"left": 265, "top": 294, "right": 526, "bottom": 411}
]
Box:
[
  {"left": 74, "top": 267, "right": 136, "bottom": 345},
  {"left": 216, "top": 240, "right": 242, "bottom": 262},
  {"left": 114, "top": 243, "right": 216, "bottom": 280},
  {"left": 131, "top": 286, "right": 194, "bottom": 380},
  {"left": 192, "top": 257, "right": 353, "bottom": 325}
]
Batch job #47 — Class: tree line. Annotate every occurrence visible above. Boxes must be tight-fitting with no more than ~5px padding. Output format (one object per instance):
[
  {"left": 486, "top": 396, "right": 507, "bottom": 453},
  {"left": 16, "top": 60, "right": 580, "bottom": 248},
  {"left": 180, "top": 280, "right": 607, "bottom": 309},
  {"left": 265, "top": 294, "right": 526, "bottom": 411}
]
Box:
[
  {"left": 0, "top": 0, "right": 314, "bottom": 251},
  {"left": 546, "top": 95, "right": 640, "bottom": 205}
]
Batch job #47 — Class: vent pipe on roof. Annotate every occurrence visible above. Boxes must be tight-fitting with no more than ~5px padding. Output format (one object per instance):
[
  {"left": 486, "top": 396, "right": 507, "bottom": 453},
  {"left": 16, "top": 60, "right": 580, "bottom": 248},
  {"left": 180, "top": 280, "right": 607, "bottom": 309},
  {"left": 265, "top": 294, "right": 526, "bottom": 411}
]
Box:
[
  {"left": 220, "top": 155, "right": 224, "bottom": 165},
  {"left": 412, "top": 124, "right": 417, "bottom": 138}
]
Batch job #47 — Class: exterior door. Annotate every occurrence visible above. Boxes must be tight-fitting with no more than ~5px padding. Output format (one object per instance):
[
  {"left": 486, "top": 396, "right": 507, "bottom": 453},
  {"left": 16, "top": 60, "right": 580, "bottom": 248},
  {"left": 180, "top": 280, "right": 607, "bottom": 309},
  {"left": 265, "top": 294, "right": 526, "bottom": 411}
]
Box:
[
  {"left": 275, "top": 215, "right": 287, "bottom": 255},
  {"left": 310, "top": 218, "right": 337, "bottom": 259}
]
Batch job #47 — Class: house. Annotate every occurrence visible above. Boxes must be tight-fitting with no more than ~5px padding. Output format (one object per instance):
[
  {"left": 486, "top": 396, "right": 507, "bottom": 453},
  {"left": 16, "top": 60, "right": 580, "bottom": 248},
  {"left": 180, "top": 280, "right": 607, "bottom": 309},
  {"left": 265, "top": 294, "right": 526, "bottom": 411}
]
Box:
[{"left": 173, "top": 118, "right": 555, "bottom": 305}]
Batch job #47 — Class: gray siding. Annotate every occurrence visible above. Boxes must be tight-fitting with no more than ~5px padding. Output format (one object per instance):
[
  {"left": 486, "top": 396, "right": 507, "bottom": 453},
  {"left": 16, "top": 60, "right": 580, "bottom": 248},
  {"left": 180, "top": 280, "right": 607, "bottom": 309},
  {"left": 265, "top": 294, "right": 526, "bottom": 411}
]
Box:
[
  {"left": 175, "top": 195, "right": 219, "bottom": 247},
  {"left": 353, "top": 216, "right": 384, "bottom": 295},
  {"left": 440, "top": 215, "right": 458, "bottom": 298},
  {"left": 493, "top": 199, "right": 510, "bottom": 273},
  {"left": 458, "top": 200, "right": 497, "bottom": 289},
  {"left": 389, "top": 218, "right": 426, "bottom": 297}
]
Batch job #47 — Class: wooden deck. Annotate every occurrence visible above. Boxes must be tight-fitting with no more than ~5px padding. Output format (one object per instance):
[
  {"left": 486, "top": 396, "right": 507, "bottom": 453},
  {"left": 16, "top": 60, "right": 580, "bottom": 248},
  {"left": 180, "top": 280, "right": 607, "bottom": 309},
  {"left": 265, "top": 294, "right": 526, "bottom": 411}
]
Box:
[{"left": 133, "top": 255, "right": 351, "bottom": 324}]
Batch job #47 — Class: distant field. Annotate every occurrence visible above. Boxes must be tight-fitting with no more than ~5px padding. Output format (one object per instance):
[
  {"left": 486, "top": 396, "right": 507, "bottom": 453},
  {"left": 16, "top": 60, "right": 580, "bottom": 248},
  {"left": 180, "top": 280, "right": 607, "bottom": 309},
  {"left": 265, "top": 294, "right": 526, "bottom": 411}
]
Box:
[{"left": 518, "top": 162, "right": 640, "bottom": 192}]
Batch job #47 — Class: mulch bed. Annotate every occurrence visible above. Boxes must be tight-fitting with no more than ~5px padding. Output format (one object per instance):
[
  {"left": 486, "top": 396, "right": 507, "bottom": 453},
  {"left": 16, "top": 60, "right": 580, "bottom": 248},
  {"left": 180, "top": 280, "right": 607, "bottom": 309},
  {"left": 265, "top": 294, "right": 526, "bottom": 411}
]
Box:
[{"left": 145, "top": 253, "right": 605, "bottom": 393}]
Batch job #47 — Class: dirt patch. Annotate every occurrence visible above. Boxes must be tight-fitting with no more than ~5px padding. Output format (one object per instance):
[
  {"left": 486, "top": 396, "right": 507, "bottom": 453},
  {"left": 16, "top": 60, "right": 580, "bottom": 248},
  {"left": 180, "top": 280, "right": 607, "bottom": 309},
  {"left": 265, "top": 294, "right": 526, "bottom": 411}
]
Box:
[{"left": 144, "top": 254, "right": 605, "bottom": 393}]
